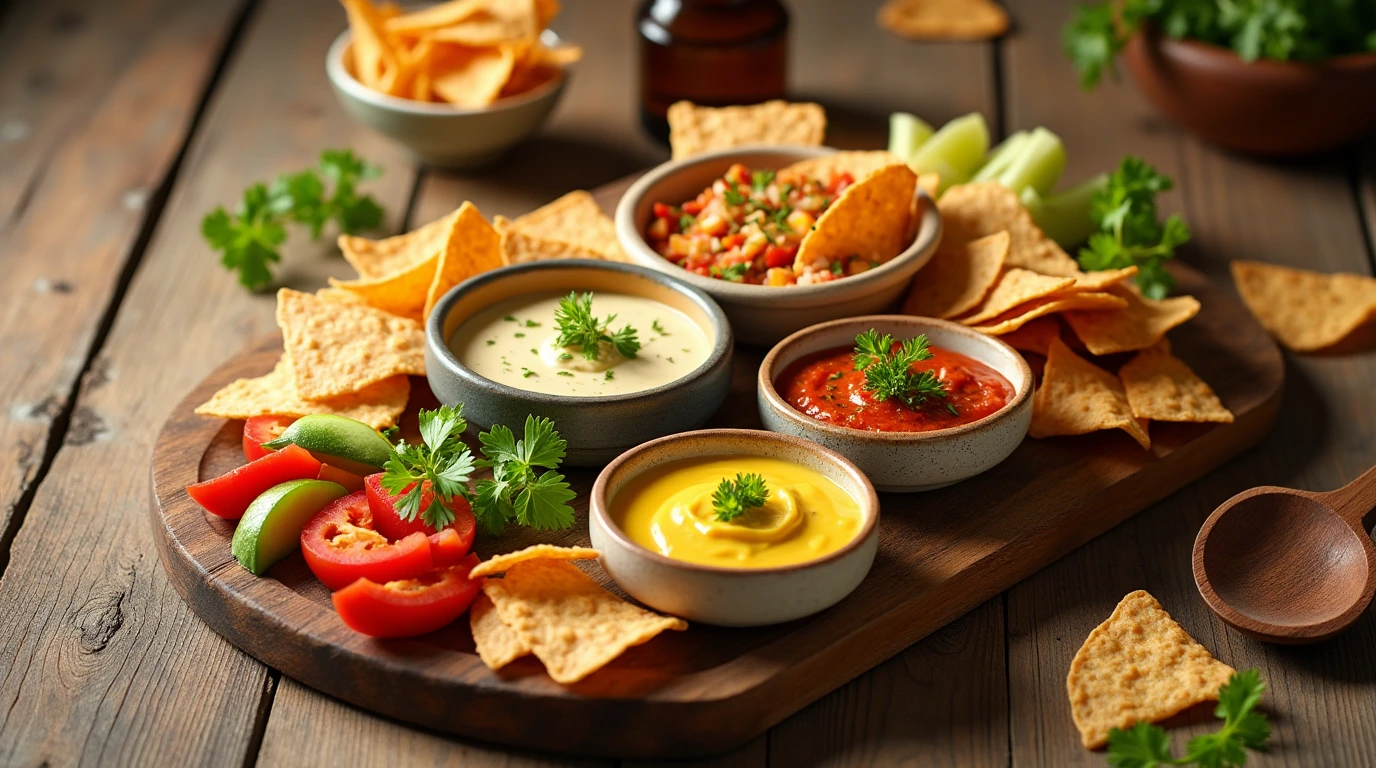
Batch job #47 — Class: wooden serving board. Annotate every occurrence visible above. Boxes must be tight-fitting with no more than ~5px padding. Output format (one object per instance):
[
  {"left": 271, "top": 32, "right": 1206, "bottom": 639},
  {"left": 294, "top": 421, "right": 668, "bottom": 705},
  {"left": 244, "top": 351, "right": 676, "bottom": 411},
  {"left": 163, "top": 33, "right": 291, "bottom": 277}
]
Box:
[{"left": 149, "top": 179, "right": 1283, "bottom": 759}]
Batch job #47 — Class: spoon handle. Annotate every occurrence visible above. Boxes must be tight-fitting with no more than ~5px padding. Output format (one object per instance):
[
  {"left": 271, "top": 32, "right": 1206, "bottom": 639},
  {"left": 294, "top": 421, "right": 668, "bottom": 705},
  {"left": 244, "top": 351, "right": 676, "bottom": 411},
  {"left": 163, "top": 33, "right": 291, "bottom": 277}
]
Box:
[{"left": 1318, "top": 463, "right": 1376, "bottom": 531}]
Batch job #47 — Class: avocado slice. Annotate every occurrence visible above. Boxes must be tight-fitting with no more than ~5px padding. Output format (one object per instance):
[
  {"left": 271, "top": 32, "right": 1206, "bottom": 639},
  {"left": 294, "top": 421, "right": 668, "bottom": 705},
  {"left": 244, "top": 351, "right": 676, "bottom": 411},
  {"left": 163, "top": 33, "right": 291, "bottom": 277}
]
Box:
[
  {"left": 261, "top": 414, "right": 394, "bottom": 476},
  {"left": 232, "top": 479, "right": 347, "bottom": 575}
]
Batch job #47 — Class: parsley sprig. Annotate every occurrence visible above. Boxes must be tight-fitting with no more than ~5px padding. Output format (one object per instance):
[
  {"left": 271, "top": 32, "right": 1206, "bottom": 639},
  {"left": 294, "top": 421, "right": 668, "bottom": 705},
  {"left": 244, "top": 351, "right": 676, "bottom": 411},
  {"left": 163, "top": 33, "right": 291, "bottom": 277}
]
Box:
[
  {"left": 201, "top": 149, "right": 385, "bottom": 291},
  {"left": 711, "top": 473, "right": 769, "bottom": 523},
  {"left": 852, "top": 330, "right": 956, "bottom": 414},
  {"left": 381, "top": 407, "right": 576, "bottom": 535},
  {"left": 1107, "top": 669, "right": 1269, "bottom": 768},
  {"left": 1078, "top": 156, "right": 1190, "bottom": 299},
  {"left": 554, "top": 292, "right": 641, "bottom": 361}
]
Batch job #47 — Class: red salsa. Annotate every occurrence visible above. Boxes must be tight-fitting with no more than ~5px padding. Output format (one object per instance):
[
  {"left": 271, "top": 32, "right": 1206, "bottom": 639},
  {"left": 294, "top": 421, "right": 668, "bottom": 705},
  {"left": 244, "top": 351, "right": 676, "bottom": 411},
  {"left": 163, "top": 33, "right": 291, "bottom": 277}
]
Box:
[{"left": 777, "top": 344, "right": 1014, "bottom": 432}]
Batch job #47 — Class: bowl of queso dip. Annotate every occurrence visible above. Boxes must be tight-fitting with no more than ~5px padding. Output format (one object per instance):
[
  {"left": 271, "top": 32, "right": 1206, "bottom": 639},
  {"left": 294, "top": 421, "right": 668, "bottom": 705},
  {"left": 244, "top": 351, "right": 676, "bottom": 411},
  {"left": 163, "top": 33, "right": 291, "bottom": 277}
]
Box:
[
  {"left": 426, "top": 260, "right": 733, "bottom": 465},
  {"left": 590, "top": 429, "right": 879, "bottom": 626},
  {"left": 758, "top": 316, "right": 1033, "bottom": 492}
]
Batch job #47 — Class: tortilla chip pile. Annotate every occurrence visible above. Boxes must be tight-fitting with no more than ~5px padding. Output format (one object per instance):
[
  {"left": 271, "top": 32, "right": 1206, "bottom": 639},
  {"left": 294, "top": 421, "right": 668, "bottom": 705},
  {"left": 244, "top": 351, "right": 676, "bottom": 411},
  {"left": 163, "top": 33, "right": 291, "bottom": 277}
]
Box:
[
  {"left": 1231, "top": 260, "right": 1376, "bottom": 352},
  {"left": 1067, "top": 591, "right": 1236, "bottom": 749},
  {"left": 196, "top": 193, "right": 626, "bottom": 428},
  {"left": 341, "top": 0, "right": 581, "bottom": 107},
  {"left": 903, "top": 180, "right": 1232, "bottom": 449},
  {"left": 469, "top": 546, "right": 687, "bottom": 684},
  {"left": 668, "top": 100, "right": 826, "bottom": 160},
  {"left": 877, "top": 0, "right": 1010, "bottom": 41}
]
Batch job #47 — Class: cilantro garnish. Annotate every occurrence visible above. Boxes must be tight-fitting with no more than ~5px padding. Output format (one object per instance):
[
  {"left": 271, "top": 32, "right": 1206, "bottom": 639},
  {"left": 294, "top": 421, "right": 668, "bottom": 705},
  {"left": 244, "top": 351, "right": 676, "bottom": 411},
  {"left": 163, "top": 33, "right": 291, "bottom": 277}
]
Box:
[
  {"left": 852, "top": 329, "right": 956, "bottom": 413},
  {"left": 719, "top": 263, "right": 749, "bottom": 282},
  {"left": 380, "top": 405, "right": 476, "bottom": 530},
  {"left": 1078, "top": 156, "right": 1190, "bottom": 299},
  {"left": 1107, "top": 669, "right": 1269, "bottom": 768},
  {"left": 652, "top": 319, "right": 668, "bottom": 335},
  {"left": 711, "top": 473, "right": 769, "bottom": 523},
  {"left": 723, "top": 184, "right": 748, "bottom": 206},
  {"left": 554, "top": 291, "right": 641, "bottom": 360},
  {"left": 201, "top": 149, "right": 384, "bottom": 291},
  {"left": 679, "top": 214, "right": 696, "bottom": 231},
  {"left": 751, "top": 169, "right": 776, "bottom": 194},
  {"left": 830, "top": 260, "right": 845, "bottom": 276}
]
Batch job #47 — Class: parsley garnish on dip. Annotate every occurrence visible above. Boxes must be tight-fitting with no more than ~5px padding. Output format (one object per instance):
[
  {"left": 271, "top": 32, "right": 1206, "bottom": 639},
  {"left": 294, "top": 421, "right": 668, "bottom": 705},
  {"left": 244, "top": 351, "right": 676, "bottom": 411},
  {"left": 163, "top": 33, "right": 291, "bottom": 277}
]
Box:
[
  {"left": 611, "top": 457, "right": 862, "bottom": 568},
  {"left": 449, "top": 291, "right": 708, "bottom": 396}
]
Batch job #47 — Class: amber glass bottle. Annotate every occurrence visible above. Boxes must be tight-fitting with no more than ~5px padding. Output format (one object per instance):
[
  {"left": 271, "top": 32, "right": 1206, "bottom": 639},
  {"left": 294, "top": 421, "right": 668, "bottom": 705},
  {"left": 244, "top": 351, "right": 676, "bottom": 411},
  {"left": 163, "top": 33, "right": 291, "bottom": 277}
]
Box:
[{"left": 637, "top": 0, "right": 790, "bottom": 140}]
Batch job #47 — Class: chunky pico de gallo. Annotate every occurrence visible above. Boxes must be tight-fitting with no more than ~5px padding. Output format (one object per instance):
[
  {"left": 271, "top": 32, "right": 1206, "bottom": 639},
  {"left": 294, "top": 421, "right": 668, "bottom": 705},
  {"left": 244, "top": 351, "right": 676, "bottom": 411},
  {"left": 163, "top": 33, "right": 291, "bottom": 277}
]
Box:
[{"left": 645, "top": 163, "right": 880, "bottom": 286}]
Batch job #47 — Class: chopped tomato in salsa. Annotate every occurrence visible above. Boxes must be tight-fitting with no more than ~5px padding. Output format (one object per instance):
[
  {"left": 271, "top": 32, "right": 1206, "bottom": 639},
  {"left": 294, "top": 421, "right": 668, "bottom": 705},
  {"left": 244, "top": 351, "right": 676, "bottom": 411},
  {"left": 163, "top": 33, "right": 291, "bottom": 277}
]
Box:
[
  {"left": 777, "top": 344, "right": 1014, "bottom": 432},
  {"left": 645, "top": 162, "right": 871, "bottom": 286}
]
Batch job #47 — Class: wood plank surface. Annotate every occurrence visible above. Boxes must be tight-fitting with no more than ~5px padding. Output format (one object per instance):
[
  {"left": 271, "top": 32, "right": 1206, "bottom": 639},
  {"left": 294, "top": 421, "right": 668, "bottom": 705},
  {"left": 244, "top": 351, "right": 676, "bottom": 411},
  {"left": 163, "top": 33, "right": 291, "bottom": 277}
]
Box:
[
  {"left": 1002, "top": 1, "right": 1376, "bottom": 765},
  {"left": 0, "top": 0, "right": 417, "bottom": 764}
]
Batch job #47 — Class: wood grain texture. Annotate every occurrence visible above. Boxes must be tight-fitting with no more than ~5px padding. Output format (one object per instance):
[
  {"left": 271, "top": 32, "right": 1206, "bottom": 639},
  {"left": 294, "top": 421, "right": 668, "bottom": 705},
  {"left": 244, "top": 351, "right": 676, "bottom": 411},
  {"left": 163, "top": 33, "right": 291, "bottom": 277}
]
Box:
[
  {"left": 0, "top": 0, "right": 416, "bottom": 765},
  {"left": 1003, "top": 0, "right": 1376, "bottom": 765}
]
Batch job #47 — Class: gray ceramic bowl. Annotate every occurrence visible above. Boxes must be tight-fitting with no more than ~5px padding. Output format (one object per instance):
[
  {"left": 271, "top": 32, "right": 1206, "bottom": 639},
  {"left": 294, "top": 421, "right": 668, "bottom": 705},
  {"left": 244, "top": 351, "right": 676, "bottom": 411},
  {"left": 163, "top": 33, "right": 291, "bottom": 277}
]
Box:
[
  {"left": 614, "top": 146, "right": 942, "bottom": 345},
  {"left": 426, "top": 260, "right": 733, "bottom": 466},
  {"left": 757, "top": 316, "right": 1033, "bottom": 492},
  {"left": 325, "top": 29, "right": 568, "bottom": 169},
  {"left": 589, "top": 429, "right": 880, "bottom": 626}
]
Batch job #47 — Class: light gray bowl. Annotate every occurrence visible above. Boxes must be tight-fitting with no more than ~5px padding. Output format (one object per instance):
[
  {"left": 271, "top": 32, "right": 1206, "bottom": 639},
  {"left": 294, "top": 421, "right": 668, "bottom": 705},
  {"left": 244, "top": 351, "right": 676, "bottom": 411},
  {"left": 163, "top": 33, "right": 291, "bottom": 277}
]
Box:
[
  {"left": 757, "top": 316, "right": 1034, "bottom": 492},
  {"left": 589, "top": 429, "right": 880, "bottom": 626},
  {"left": 325, "top": 29, "right": 568, "bottom": 169},
  {"left": 614, "top": 146, "right": 942, "bottom": 345},
  {"left": 426, "top": 260, "right": 733, "bottom": 466}
]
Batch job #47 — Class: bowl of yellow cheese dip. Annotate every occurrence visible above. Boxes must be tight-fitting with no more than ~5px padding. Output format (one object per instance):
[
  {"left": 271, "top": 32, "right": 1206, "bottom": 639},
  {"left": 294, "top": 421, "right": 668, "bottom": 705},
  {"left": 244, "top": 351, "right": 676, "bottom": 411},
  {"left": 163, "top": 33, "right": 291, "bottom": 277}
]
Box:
[
  {"left": 427, "top": 260, "right": 734, "bottom": 466},
  {"left": 590, "top": 429, "right": 879, "bottom": 626}
]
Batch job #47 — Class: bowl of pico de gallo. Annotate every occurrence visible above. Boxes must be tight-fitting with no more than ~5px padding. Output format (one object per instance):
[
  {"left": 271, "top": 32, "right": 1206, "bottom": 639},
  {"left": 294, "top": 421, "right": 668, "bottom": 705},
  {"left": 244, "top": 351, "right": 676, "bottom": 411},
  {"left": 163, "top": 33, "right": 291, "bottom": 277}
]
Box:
[{"left": 614, "top": 146, "right": 942, "bottom": 345}]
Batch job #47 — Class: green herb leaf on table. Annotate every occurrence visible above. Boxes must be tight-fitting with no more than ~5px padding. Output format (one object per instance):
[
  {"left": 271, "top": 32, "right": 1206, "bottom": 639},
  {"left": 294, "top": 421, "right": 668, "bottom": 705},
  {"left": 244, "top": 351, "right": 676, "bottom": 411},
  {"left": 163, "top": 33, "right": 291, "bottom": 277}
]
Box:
[
  {"left": 1078, "top": 156, "right": 1190, "bottom": 299},
  {"left": 554, "top": 291, "right": 642, "bottom": 360},
  {"left": 473, "top": 415, "right": 575, "bottom": 535},
  {"left": 852, "top": 329, "right": 956, "bottom": 414},
  {"left": 381, "top": 405, "right": 475, "bottom": 530},
  {"left": 712, "top": 473, "right": 769, "bottom": 523},
  {"left": 1106, "top": 669, "right": 1269, "bottom": 768}
]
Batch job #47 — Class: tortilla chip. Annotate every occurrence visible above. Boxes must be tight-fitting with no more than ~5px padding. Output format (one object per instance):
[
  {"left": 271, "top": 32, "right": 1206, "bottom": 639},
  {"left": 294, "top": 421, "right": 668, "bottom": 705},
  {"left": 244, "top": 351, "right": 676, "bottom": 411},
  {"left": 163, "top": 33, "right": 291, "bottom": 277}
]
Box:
[
  {"left": 432, "top": 44, "right": 516, "bottom": 107},
  {"left": 343, "top": 0, "right": 400, "bottom": 91},
  {"left": 1030, "top": 339, "right": 1151, "bottom": 449},
  {"left": 878, "top": 0, "right": 1010, "bottom": 40},
  {"left": 424, "top": 201, "right": 502, "bottom": 321},
  {"left": 998, "top": 316, "right": 1061, "bottom": 356},
  {"left": 782, "top": 150, "right": 908, "bottom": 183},
  {"left": 1230, "top": 260, "right": 1376, "bottom": 352},
  {"left": 793, "top": 162, "right": 917, "bottom": 275},
  {"left": 1068, "top": 266, "right": 1139, "bottom": 292},
  {"left": 1119, "top": 345, "right": 1233, "bottom": 423},
  {"left": 314, "top": 287, "right": 367, "bottom": 305},
  {"left": 469, "top": 544, "right": 600, "bottom": 578},
  {"left": 328, "top": 252, "right": 438, "bottom": 322},
  {"left": 426, "top": 0, "right": 540, "bottom": 45},
  {"left": 483, "top": 559, "right": 688, "bottom": 684},
  {"left": 384, "top": 0, "right": 484, "bottom": 33},
  {"left": 917, "top": 172, "right": 940, "bottom": 200},
  {"left": 470, "top": 593, "right": 531, "bottom": 670},
  {"left": 958, "top": 268, "right": 1076, "bottom": 326},
  {"left": 667, "top": 100, "right": 826, "bottom": 160},
  {"left": 339, "top": 208, "right": 460, "bottom": 280},
  {"left": 276, "top": 288, "right": 426, "bottom": 400},
  {"left": 938, "top": 182, "right": 1080, "bottom": 277},
  {"left": 971, "top": 291, "right": 1127, "bottom": 336},
  {"left": 496, "top": 222, "right": 615, "bottom": 264},
  {"left": 499, "top": 191, "right": 627, "bottom": 261},
  {"left": 1067, "top": 590, "right": 1235, "bottom": 749},
  {"left": 1063, "top": 288, "right": 1201, "bottom": 355},
  {"left": 194, "top": 356, "right": 408, "bottom": 429},
  {"left": 903, "top": 231, "right": 1008, "bottom": 319}
]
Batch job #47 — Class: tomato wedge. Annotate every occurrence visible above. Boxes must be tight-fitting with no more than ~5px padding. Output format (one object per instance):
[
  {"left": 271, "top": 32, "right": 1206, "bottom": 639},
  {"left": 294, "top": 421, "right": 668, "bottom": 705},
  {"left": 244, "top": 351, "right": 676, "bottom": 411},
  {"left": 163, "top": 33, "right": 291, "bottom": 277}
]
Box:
[
  {"left": 187, "top": 444, "right": 321, "bottom": 519},
  {"left": 242, "top": 416, "right": 296, "bottom": 462},
  {"left": 301, "top": 491, "right": 434, "bottom": 591},
  {"left": 332, "top": 554, "right": 481, "bottom": 638},
  {"left": 364, "top": 474, "right": 476, "bottom": 557}
]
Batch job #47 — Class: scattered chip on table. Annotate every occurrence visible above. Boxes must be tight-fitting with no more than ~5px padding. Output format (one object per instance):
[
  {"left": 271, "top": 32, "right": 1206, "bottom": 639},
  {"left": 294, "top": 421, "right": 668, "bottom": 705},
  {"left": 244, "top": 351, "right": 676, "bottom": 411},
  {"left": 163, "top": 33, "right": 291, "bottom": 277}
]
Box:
[
  {"left": 969, "top": 290, "right": 1126, "bottom": 336},
  {"left": 938, "top": 182, "right": 1080, "bottom": 277},
  {"left": 1119, "top": 344, "right": 1234, "bottom": 423},
  {"left": 903, "top": 230, "right": 1008, "bottom": 319},
  {"left": 470, "top": 593, "right": 532, "bottom": 671},
  {"left": 423, "top": 201, "right": 503, "bottom": 321},
  {"left": 482, "top": 558, "right": 687, "bottom": 684},
  {"left": 1063, "top": 288, "right": 1200, "bottom": 356},
  {"left": 469, "top": 544, "right": 600, "bottom": 578},
  {"left": 1030, "top": 338, "right": 1151, "bottom": 449},
  {"left": 997, "top": 316, "right": 1061, "bottom": 357},
  {"left": 877, "top": 0, "right": 1010, "bottom": 40},
  {"left": 1067, "top": 590, "right": 1235, "bottom": 749},
  {"left": 277, "top": 288, "right": 426, "bottom": 400},
  {"left": 339, "top": 208, "right": 460, "bottom": 280},
  {"left": 958, "top": 268, "right": 1076, "bottom": 326},
  {"left": 194, "top": 356, "right": 409, "bottom": 429},
  {"left": 667, "top": 100, "right": 826, "bottom": 160},
  {"left": 1230, "top": 260, "right": 1376, "bottom": 352},
  {"left": 793, "top": 162, "right": 917, "bottom": 274}
]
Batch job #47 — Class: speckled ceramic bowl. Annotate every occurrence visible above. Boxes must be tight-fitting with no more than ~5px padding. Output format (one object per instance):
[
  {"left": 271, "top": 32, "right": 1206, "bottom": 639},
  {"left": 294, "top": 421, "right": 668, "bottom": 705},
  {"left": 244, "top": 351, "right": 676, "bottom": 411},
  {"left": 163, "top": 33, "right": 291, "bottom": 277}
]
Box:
[
  {"left": 426, "top": 260, "right": 733, "bottom": 466},
  {"left": 614, "top": 146, "right": 942, "bottom": 345},
  {"left": 589, "top": 429, "right": 880, "bottom": 626},
  {"left": 758, "top": 316, "right": 1033, "bottom": 492}
]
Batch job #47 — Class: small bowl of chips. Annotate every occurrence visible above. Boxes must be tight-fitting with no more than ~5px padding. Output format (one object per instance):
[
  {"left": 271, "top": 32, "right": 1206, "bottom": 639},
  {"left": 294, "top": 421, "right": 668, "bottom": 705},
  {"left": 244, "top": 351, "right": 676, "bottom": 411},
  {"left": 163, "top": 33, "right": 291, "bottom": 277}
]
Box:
[{"left": 326, "top": 0, "right": 582, "bottom": 169}]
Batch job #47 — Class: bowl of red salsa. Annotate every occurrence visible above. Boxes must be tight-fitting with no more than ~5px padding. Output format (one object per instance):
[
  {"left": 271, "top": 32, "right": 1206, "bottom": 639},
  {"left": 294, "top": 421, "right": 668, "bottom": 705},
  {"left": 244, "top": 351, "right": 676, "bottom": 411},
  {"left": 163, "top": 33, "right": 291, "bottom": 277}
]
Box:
[
  {"left": 614, "top": 146, "right": 942, "bottom": 345},
  {"left": 758, "top": 316, "right": 1033, "bottom": 492}
]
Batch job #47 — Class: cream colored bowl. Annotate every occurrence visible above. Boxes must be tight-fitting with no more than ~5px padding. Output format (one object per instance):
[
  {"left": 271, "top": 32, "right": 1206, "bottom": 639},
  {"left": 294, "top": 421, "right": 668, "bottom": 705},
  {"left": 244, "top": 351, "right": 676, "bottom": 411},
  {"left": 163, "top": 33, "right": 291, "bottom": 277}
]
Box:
[{"left": 589, "top": 429, "right": 879, "bottom": 627}]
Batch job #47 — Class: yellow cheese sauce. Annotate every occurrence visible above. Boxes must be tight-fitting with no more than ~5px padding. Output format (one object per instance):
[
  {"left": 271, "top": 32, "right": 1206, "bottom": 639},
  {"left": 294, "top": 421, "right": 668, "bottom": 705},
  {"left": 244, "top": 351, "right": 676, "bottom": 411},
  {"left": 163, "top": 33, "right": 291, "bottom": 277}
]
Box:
[
  {"left": 612, "top": 455, "right": 864, "bottom": 568},
  {"left": 449, "top": 291, "right": 710, "bottom": 396}
]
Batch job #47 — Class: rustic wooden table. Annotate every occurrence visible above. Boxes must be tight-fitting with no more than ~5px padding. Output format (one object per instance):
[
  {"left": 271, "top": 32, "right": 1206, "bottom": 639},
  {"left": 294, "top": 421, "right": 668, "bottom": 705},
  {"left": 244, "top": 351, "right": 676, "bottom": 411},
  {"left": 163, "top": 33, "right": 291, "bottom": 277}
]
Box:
[{"left": 2, "top": 0, "right": 1374, "bottom": 765}]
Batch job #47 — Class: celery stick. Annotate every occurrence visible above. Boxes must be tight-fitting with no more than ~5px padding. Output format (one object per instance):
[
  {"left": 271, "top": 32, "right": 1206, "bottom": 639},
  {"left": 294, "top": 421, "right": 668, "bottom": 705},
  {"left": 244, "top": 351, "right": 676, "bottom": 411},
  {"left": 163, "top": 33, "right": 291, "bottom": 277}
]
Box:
[
  {"left": 907, "top": 113, "right": 989, "bottom": 192},
  {"left": 1021, "top": 173, "right": 1107, "bottom": 248},
  {"left": 888, "top": 112, "right": 934, "bottom": 160},
  {"left": 972, "top": 130, "right": 1030, "bottom": 183},
  {"left": 997, "top": 127, "right": 1066, "bottom": 197}
]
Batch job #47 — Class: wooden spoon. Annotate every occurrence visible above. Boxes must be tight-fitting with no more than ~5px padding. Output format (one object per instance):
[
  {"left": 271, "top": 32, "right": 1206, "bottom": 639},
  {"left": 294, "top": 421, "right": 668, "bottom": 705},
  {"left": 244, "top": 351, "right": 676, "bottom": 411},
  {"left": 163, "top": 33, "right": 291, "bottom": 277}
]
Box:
[{"left": 1193, "top": 466, "right": 1376, "bottom": 644}]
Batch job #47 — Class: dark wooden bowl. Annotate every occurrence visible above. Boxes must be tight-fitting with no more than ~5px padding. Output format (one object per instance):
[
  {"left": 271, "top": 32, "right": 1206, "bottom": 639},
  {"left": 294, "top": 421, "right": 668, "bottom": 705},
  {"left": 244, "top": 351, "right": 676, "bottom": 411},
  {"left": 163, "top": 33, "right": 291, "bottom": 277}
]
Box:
[{"left": 1123, "top": 27, "right": 1376, "bottom": 156}]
